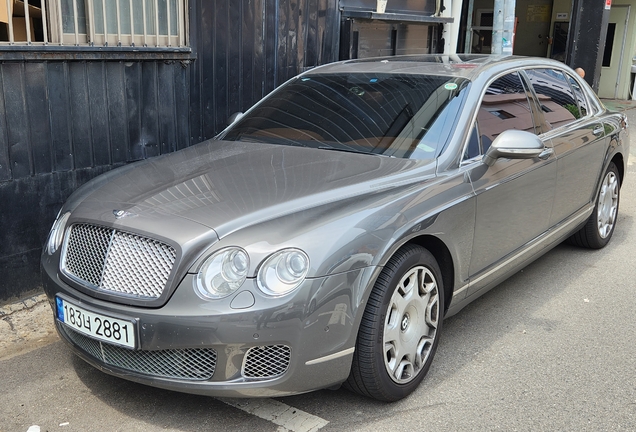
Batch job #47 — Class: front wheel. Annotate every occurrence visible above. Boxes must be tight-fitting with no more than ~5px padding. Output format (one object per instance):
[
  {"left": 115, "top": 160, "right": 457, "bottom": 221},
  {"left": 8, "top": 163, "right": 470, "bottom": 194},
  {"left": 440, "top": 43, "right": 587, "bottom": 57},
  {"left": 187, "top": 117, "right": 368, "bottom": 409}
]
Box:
[
  {"left": 568, "top": 162, "right": 620, "bottom": 249},
  {"left": 345, "top": 245, "right": 444, "bottom": 402}
]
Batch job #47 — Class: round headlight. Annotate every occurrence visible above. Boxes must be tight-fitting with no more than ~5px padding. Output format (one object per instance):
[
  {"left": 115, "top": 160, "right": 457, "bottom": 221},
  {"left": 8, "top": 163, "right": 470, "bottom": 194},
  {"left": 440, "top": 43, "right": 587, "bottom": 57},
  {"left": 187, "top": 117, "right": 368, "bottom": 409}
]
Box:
[
  {"left": 195, "top": 247, "right": 249, "bottom": 300},
  {"left": 47, "top": 211, "right": 71, "bottom": 255},
  {"left": 257, "top": 249, "right": 309, "bottom": 297}
]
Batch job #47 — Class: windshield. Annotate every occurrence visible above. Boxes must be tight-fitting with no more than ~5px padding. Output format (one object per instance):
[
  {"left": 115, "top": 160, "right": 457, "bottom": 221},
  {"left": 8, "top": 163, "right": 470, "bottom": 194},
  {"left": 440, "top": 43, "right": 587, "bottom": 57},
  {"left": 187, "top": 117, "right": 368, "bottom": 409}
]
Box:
[{"left": 219, "top": 73, "right": 469, "bottom": 160}]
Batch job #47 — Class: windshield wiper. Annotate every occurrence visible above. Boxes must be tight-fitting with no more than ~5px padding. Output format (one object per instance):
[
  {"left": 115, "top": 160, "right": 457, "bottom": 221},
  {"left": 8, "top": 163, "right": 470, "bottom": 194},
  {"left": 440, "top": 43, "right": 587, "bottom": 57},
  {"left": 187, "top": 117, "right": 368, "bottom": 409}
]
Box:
[{"left": 317, "top": 145, "right": 393, "bottom": 157}]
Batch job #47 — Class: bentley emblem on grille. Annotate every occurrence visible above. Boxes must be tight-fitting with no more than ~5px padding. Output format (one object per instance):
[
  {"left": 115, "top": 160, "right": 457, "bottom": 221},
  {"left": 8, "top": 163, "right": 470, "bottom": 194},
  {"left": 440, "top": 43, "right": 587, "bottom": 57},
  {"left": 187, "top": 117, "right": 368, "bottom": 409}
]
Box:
[{"left": 113, "top": 209, "right": 136, "bottom": 219}]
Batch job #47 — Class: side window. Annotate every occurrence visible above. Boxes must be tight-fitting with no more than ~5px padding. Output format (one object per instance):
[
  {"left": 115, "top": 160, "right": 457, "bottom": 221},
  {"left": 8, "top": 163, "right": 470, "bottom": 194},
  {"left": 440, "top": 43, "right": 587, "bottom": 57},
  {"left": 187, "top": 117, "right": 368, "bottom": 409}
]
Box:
[
  {"left": 464, "top": 124, "right": 481, "bottom": 159},
  {"left": 525, "top": 69, "right": 581, "bottom": 129},
  {"left": 565, "top": 73, "right": 589, "bottom": 118},
  {"left": 463, "top": 72, "right": 536, "bottom": 161}
]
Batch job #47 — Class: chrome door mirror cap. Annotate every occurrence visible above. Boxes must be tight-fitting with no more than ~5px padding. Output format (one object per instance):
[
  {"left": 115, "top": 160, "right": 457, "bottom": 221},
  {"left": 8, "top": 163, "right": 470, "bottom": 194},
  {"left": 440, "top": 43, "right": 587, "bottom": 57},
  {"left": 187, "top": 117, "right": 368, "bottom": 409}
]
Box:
[{"left": 483, "top": 129, "right": 545, "bottom": 166}]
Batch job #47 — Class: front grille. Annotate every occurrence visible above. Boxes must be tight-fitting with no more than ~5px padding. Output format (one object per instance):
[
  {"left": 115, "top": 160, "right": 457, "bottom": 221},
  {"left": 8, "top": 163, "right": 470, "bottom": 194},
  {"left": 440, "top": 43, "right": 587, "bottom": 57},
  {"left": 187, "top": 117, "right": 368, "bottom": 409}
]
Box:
[
  {"left": 61, "top": 325, "right": 217, "bottom": 381},
  {"left": 242, "top": 345, "right": 291, "bottom": 380},
  {"left": 62, "top": 224, "right": 177, "bottom": 299}
]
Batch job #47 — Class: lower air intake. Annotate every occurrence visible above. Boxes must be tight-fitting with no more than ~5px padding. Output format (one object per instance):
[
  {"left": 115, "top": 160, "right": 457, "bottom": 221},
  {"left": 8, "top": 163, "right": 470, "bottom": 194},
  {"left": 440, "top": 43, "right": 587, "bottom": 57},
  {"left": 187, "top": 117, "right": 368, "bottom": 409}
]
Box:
[
  {"left": 242, "top": 345, "right": 291, "bottom": 380},
  {"left": 61, "top": 325, "right": 216, "bottom": 381}
]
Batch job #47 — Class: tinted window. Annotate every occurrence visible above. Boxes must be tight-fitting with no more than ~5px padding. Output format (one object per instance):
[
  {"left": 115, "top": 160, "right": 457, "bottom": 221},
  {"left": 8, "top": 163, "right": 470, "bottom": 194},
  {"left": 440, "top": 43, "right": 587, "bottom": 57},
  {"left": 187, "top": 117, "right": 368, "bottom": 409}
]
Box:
[
  {"left": 220, "top": 74, "right": 469, "bottom": 160},
  {"left": 465, "top": 72, "right": 536, "bottom": 160},
  {"left": 565, "top": 73, "right": 589, "bottom": 118},
  {"left": 526, "top": 68, "right": 580, "bottom": 129}
]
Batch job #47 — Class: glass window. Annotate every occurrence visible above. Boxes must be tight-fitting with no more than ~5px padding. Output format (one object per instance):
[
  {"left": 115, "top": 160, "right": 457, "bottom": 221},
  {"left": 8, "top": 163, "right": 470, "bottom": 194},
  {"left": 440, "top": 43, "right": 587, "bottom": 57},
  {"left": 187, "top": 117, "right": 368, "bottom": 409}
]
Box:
[
  {"left": 221, "top": 73, "right": 469, "bottom": 161},
  {"left": 464, "top": 72, "right": 536, "bottom": 160},
  {"left": 0, "top": 0, "right": 187, "bottom": 47},
  {"left": 525, "top": 68, "right": 580, "bottom": 129},
  {"left": 565, "top": 73, "right": 589, "bottom": 118}
]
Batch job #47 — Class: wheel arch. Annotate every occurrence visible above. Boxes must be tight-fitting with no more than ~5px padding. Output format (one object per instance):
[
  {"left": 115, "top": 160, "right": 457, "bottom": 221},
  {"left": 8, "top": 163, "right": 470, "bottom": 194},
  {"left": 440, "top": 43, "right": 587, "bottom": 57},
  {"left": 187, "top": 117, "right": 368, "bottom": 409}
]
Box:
[
  {"left": 405, "top": 235, "right": 455, "bottom": 315},
  {"left": 611, "top": 152, "right": 625, "bottom": 186}
]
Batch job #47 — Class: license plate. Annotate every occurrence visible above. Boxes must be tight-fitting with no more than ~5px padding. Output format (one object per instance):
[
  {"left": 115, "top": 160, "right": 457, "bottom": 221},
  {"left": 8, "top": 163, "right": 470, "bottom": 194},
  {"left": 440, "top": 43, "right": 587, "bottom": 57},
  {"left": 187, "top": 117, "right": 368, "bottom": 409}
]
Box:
[{"left": 56, "top": 297, "right": 136, "bottom": 349}]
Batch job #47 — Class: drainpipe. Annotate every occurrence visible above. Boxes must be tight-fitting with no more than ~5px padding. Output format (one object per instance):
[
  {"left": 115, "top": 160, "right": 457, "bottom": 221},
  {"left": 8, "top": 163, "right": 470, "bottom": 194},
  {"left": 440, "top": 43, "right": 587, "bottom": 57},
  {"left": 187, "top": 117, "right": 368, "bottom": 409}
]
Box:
[
  {"left": 492, "top": 0, "right": 515, "bottom": 55},
  {"left": 502, "top": 0, "right": 515, "bottom": 54},
  {"left": 492, "top": 0, "right": 504, "bottom": 54}
]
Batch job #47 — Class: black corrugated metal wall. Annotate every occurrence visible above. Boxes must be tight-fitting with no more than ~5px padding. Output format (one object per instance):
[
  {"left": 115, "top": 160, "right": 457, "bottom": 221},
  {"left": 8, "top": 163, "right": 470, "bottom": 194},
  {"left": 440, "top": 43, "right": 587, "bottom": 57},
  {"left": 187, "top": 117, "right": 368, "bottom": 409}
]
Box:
[{"left": 0, "top": 0, "right": 340, "bottom": 300}]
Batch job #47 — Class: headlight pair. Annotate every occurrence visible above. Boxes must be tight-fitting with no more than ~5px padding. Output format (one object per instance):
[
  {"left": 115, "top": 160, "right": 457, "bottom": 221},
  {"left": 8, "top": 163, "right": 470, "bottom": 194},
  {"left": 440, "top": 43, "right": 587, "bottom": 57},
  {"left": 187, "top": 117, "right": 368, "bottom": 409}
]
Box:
[
  {"left": 46, "top": 211, "right": 71, "bottom": 255},
  {"left": 194, "top": 247, "right": 309, "bottom": 300}
]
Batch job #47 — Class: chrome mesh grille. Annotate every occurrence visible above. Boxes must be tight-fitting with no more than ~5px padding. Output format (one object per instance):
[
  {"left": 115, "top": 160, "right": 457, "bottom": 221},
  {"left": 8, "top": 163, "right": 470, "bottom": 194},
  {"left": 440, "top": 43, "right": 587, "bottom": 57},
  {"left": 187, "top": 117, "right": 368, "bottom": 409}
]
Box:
[
  {"left": 242, "top": 345, "right": 291, "bottom": 379},
  {"left": 62, "top": 224, "right": 176, "bottom": 299},
  {"left": 64, "top": 225, "right": 111, "bottom": 287},
  {"left": 61, "top": 325, "right": 216, "bottom": 381}
]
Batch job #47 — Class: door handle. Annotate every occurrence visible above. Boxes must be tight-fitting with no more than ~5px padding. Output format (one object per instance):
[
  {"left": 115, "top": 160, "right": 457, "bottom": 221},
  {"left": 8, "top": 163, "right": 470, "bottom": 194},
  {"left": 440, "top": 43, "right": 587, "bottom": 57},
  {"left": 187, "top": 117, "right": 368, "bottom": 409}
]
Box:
[{"left": 593, "top": 126, "right": 604, "bottom": 136}]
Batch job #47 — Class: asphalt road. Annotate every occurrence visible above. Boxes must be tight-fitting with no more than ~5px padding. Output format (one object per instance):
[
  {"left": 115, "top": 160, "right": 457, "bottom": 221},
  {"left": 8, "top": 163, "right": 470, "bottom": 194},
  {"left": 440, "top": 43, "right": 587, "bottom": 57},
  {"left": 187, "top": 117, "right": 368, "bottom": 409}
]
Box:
[{"left": 2, "top": 110, "right": 636, "bottom": 432}]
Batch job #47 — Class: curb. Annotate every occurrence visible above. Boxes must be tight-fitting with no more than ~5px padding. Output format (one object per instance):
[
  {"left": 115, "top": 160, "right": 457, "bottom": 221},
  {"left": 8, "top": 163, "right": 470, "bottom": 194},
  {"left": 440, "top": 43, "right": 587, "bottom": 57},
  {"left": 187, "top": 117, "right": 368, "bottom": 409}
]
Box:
[{"left": 0, "top": 294, "right": 48, "bottom": 318}]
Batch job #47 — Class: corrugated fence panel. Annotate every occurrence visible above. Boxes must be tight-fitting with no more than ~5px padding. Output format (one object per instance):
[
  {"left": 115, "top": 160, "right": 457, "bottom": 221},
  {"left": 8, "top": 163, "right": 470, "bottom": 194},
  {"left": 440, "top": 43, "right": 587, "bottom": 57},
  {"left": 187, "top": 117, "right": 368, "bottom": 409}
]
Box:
[
  {"left": 105, "top": 62, "right": 129, "bottom": 164},
  {"left": 191, "top": 0, "right": 339, "bottom": 140},
  {"left": 241, "top": 0, "right": 255, "bottom": 111},
  {"left": 157, "top": 61, "right": 177, "bottom": 155},
  {"left": 189, "top": 0, "right": 203, "bottom": 145},
  {"left": 306, "top": 0, "right": 319, "bottom": 67},
  {"left": 251, "top": 0, "right": 265, "bottom": 103},
  {"left": 125, "top": 62, "right": 144, "bottom": 161},
  {"left": 265, "top": 0, "right": 279, "bottom": 95},
  {"left": 69, "top": 62, "right": 94, "bottom": 170},
  {"left": 175, "top": 63, "right": 190, "bottom": 150},
  {"left": 47, "top": 62, "right": 73, "bottom": 172},
  {"left": 24, "top": 63, "right": 53, "bottom": 175},
  {"left": 0, "top": 68, "right": 12, "bottom": 182},
  {"left": 141, "top": 61, "right": 160, "bottom": 159},
  {"left": 213, "top": 0, "right": 230, "bottom": 134},
  {"left": 228, "top": 0, "right": 242, "bottom": 117},
  {"left": 0, "top": 59, "right": 191, "bottom": 179},
  {"left": 2, "top": 63, "right": 32, "bottom": 179},
  {"left": 86, "top": 62, "right": 112, "bottom": 167}
]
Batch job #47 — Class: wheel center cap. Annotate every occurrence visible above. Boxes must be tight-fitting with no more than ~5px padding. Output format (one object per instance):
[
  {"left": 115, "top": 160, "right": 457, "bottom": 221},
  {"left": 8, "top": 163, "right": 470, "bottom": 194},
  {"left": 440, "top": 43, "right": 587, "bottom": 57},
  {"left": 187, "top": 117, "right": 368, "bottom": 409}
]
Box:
[{"left": 401, "top": 314, "right": 409, "bottom": 331}]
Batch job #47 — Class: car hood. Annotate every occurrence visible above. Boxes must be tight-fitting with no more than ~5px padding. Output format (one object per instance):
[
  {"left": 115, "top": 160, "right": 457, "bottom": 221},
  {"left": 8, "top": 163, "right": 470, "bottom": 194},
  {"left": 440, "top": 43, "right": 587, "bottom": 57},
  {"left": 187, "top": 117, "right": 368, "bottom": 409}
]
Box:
[{"left": 66, "top": 140, "right": 436, "bottom": 239}]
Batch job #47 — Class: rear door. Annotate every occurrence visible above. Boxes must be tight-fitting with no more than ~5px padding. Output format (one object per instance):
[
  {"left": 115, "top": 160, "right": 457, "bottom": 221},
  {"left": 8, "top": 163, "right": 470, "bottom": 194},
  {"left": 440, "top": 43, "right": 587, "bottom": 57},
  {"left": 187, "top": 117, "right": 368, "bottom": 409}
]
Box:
[
  {"left": 464, "top": 71, "right": 557, "bottom": 295},
  {"left": 524, "top": 68, "right": 607, "bottom": 226}
]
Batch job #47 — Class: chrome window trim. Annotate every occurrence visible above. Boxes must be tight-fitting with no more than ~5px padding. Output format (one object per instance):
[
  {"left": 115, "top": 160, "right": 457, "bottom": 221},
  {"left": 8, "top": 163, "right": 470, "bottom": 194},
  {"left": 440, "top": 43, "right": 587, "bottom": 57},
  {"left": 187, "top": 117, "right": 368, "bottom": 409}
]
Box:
[{"left": 458, "top": 68, "right": 541, "bottom": 164}]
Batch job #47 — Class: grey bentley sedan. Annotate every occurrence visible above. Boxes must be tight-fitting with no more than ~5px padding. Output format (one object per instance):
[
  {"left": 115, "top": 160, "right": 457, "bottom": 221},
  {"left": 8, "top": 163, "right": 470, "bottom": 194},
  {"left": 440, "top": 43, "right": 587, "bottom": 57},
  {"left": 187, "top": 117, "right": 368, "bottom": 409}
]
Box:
[{"left": 41, "top": 55, "right": 628, "bottom": 402}]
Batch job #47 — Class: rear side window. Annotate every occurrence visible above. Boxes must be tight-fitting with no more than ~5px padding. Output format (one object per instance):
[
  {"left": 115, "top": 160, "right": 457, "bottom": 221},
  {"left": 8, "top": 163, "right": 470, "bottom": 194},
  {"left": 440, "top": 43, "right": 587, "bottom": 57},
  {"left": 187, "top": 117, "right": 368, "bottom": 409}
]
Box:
[
  {"left": 565, "top": 73, "right": 589, "bottom": 118},
  {"left": 464, "top": 71, "right": 536, "bottom": 161},
  {"left": 525, "top": 68, "right": 581, "bottom": 129}
]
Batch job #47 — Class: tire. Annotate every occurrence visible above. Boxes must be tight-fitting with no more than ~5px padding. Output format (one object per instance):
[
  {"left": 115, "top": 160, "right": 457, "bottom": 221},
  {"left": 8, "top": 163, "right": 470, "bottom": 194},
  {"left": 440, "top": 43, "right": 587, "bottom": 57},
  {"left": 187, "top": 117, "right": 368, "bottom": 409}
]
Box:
[
  {"left": 568, "top": 162, "right": 620, "bottom": 249},
  {"left": 344, "top": 244, "right": 444, "bottom": 402}
]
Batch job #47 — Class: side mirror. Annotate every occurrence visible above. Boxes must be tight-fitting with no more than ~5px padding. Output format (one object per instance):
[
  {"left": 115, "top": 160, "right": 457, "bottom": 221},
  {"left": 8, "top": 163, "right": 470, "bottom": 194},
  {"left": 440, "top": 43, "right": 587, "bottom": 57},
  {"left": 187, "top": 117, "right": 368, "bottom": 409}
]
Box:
[
  {"left": 483, "top": 129, "right": 545, "bottom": 166},
  {"left": 227, "top": 112, "right": 244, "bottom": 126}
]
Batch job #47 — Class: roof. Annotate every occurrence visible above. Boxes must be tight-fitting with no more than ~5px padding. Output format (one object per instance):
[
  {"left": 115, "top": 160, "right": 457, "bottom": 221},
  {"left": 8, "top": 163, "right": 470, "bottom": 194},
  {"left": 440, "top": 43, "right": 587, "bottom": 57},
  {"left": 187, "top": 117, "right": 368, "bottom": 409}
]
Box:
[{"left": 305, "top": 55, "right": 572, "bottom": 80}]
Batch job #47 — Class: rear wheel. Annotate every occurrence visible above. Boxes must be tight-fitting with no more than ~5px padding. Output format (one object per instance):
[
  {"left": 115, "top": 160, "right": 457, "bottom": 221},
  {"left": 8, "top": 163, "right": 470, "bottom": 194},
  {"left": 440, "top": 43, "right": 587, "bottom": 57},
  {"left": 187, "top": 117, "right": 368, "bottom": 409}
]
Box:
[
  {"left": 568, "top": 162, "right": 620, "bottom": 249},
  {"left": 345, "top": 245, "right": 443, "bottom": 402}
]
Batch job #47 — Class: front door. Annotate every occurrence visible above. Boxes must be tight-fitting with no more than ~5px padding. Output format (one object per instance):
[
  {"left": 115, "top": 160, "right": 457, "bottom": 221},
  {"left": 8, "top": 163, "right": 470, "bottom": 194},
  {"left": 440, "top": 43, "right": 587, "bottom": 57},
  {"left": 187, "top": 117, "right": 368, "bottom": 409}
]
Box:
[
  {"left": 598, "top": 5, "right": 630, "bottom": 99},
  {"left": 464, "top": 71, "right": 556, "bottom": 296}
]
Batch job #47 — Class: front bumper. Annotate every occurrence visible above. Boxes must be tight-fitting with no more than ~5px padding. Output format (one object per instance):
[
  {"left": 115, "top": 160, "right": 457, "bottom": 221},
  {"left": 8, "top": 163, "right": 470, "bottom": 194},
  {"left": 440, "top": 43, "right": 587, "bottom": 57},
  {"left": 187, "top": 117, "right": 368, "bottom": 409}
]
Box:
[{"left": 42, "top": 257, "right": 375, "bottom": 397}]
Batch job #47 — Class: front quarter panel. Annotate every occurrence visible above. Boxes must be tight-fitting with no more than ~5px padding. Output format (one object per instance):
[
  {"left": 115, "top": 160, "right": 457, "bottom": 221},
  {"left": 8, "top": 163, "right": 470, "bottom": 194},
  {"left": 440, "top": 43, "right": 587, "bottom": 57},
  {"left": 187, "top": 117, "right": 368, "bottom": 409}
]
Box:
[{"left": 198, "top": 164, "right": 476, "bottom": 341}]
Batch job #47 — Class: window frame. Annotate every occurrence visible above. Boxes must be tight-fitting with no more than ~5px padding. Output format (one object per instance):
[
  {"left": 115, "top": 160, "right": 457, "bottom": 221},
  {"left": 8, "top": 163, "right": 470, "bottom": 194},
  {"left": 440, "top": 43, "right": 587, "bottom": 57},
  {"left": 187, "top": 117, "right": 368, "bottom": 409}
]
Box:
[
  {"left": 0, "top": 0, "right": 190, "bottom": 53},
  {"left": 460, "top": 69, "right": 542, "bottom": 165},
  {"left": 522, "top": 67, "right": 589, "bottom": 133}
]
